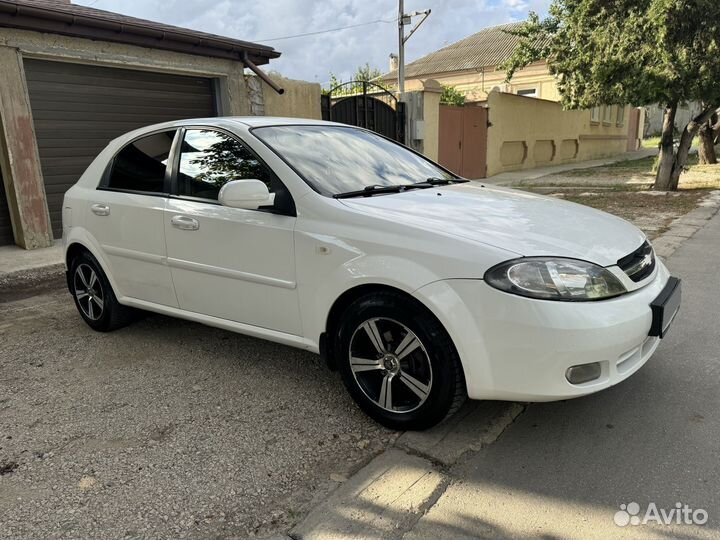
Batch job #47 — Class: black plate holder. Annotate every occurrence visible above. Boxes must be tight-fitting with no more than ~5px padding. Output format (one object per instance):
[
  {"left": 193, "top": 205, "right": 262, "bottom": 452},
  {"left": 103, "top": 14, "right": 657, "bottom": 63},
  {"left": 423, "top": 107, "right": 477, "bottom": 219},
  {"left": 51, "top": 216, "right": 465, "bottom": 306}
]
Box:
[{"left": 649, "top": 277, "right": 681, "bottom": 338}]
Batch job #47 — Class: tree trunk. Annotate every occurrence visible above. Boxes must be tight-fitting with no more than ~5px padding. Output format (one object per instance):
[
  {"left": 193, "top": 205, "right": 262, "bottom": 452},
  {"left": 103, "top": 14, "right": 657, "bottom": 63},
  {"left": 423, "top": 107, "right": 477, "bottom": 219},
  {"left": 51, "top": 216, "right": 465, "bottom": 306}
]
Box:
[
  {"left": 654, "top": 102, "right": 678, "bottom": 190},
  {"left": 698, "top": 118, "right": 717, "bottom": 164},
  {"left": 667, "top": 105, "right": 718, "bottom": 190}
]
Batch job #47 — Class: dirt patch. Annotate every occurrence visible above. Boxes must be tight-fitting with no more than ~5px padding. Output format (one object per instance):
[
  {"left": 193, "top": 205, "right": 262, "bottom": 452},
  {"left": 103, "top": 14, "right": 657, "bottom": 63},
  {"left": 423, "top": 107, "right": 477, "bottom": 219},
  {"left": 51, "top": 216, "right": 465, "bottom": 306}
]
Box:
[
  {"left": 505, "top": 154, "right": 720, "bottom": 238},
  {"left": 556, "top": 190, "right": 709, "bottom": 239},
  {"left": 514, "top": 156, "right": 720, "bottom": 191}
]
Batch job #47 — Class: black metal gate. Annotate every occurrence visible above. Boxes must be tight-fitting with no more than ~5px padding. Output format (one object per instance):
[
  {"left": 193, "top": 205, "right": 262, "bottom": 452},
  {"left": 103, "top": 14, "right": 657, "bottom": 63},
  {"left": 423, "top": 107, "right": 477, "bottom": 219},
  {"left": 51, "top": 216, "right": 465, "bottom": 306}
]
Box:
[{"left": 321, "top": 81, "right": 405, "bottom": 143}]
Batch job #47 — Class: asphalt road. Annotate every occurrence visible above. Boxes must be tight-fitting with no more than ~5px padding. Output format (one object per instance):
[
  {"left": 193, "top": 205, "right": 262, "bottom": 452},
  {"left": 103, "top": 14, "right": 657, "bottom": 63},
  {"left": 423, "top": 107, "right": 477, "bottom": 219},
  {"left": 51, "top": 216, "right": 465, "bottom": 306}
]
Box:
[
  {"left": 0, "top": 277, "right": 395, "bottom": 539},
  {"left": 407, "top": 214, "right": 720, "bottom": 539}
]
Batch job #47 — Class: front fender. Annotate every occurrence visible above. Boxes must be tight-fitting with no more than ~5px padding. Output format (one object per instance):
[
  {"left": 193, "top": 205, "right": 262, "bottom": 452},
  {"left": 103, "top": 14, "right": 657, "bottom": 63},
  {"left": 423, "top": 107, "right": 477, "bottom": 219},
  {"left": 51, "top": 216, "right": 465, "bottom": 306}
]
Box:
[
  {"left": 296, "top": 238, "right": 445, "bottom": 352},
  {"left": 412, "top": 279, "right": 495, "bottom": 399}
]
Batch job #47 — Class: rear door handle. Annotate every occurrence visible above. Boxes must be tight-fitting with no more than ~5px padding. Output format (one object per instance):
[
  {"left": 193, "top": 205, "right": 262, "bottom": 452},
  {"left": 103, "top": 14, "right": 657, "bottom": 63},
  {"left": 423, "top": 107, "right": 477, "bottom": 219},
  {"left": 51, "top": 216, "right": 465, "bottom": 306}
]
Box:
[
  {"left": 90, "top": 203, "right": 110, "bottom": 216},
  {"left": 171, "top": 215, "right": 200, "bottom": 231}
]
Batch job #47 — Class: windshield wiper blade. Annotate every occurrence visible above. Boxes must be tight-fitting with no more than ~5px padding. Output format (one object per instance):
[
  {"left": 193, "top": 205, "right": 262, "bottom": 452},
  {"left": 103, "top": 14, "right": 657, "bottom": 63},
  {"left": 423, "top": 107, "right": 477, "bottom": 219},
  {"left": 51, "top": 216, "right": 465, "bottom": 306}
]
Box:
[
  {"left": 413, "top": 177, "right": 469, "bottom": 187},
  {"left": 333, "top": 184, "right": 409, "bottom": 199},
  {"left": 333, "top": 177, "right": 468, "bottom": 199}
]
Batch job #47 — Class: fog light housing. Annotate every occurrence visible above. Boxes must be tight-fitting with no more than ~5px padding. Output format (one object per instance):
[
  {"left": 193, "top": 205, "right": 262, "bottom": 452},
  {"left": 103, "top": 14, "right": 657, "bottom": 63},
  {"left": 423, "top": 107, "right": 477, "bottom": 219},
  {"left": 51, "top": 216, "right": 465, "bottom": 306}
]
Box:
[{"left": 566, "top": 362, "right": 602, "bottom": 384}]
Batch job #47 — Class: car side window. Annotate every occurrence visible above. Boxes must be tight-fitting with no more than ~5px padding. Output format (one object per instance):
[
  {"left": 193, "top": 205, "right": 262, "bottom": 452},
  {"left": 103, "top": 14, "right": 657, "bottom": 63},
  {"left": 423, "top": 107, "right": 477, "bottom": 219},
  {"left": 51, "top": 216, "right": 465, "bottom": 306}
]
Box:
[
  {"left": 107, "top": 130, "right": 175, "bottom": 193},
  {"left": 177, "top": 129, "right": 274, "bottom": 201}
]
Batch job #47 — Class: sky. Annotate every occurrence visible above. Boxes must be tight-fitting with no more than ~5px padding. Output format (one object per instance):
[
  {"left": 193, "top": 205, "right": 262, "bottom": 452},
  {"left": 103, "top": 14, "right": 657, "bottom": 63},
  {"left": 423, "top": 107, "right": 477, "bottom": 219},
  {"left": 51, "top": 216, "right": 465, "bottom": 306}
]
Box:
[{"left": 74, "top": 0, "right": 550, "bottom": 86}]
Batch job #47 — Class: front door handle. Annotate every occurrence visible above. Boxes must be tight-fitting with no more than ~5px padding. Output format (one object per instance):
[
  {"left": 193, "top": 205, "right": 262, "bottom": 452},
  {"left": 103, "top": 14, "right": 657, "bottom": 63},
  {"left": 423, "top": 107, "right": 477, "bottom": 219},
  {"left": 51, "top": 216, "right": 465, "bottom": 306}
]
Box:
[
  {"left": 171, "top": 215, "right": 200, "bottom": 231},
  {"left": 90, "top": 203, "right": 110, "bottom": 216}
]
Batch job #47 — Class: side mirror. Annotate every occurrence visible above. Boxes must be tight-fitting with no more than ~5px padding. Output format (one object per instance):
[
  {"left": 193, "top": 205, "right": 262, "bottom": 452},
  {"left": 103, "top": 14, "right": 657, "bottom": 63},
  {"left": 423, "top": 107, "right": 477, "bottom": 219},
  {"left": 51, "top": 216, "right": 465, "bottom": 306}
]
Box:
[{"left": 218, "top": 179, "right": 274, "bottom": 210}]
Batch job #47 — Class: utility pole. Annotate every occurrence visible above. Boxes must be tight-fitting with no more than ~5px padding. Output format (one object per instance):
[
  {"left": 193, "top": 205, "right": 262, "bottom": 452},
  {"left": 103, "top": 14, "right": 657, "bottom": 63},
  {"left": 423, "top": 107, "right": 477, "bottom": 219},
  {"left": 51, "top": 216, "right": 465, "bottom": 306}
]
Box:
[
  {"left": 397, "top": 1, "right": 431, "bottom": 100},
  {"left": 398, "top": 0, "right": 405, "bottom": 97}
]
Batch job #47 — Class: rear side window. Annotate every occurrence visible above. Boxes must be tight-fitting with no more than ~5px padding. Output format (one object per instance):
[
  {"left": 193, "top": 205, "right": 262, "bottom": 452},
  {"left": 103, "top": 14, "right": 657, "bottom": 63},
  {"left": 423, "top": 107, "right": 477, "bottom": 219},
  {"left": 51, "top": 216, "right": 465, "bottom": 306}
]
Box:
[{"left": 107, "top": 130, "right": 175, "bottom": 193}]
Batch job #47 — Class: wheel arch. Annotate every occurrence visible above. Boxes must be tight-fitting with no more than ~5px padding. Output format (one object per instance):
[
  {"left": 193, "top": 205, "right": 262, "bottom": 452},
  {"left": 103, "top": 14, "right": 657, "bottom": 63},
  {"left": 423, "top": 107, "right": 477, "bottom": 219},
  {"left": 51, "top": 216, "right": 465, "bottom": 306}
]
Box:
[
  {"left": 63, "top": 232, "right": 122, "bottom": 300},
  {"left": 65, "top": 242, "right": 90, "bottom": 268},
  {"left": 322, "top": 283, "right": 458, "bottom": 373}
]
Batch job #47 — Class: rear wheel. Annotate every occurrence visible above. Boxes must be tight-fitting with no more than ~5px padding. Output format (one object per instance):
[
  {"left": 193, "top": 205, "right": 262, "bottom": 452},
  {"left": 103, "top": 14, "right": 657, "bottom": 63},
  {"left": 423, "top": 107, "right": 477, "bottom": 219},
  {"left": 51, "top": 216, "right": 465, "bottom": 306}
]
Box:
[
  {"left": 336, "top": 292, "right": 466, "bottom": 430},
  {"left": 69, "top": 251, "right": 135, "bottom": 332}
]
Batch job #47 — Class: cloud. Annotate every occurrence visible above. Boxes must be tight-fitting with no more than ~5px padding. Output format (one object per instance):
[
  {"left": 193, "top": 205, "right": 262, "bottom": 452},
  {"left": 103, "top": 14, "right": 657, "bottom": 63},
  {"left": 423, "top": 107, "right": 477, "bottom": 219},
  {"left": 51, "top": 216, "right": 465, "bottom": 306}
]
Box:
[{"left": 76, "top": 0, "right": 550, "bottom": 85}]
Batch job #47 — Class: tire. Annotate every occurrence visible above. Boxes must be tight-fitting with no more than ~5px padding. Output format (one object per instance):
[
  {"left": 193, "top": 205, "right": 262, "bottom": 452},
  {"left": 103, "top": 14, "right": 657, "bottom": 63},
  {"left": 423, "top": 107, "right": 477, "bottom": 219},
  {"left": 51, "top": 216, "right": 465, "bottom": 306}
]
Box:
[
  {"left": 335, "top": 291, "right": 466, "bottom": 430},
  {"left": 68, "top": 250, "right": 135, "bottom": 332}
]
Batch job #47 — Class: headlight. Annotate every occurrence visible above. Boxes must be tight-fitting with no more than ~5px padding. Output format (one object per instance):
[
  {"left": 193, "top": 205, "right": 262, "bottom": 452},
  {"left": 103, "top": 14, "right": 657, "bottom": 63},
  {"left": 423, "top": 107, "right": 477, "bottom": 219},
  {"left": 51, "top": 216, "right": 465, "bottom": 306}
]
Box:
[{"left": 484, "top": 257, "right": 627, "bottom": 301}]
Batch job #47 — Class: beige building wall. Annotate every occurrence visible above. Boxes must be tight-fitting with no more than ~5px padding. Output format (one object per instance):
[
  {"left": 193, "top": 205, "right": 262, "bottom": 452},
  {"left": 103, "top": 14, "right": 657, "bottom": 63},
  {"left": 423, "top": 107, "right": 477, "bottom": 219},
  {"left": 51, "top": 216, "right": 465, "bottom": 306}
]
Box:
[
  {"left": 397, "top": 61, "right": 560, "bottom": 103},
  {"left": 485, "top": 91, "right": 633, "bottom": 176},
  {"left": 421, "top": 81, "right": 442, "bottom": 162}
]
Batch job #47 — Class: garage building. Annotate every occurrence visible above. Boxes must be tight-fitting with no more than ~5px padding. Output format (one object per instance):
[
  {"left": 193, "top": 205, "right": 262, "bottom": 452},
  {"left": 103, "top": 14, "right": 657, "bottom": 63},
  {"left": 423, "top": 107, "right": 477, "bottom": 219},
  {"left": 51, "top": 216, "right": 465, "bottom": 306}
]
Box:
[{"left": 0, "top": 0, "right": 280, "bottom": 248}]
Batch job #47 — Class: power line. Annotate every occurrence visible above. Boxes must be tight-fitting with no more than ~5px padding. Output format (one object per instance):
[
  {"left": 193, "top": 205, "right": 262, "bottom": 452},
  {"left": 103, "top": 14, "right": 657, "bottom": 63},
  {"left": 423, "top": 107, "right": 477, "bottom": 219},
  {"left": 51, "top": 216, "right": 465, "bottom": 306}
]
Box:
[{"left": 254, "top": 17, "right": 396, "bottom": 43}]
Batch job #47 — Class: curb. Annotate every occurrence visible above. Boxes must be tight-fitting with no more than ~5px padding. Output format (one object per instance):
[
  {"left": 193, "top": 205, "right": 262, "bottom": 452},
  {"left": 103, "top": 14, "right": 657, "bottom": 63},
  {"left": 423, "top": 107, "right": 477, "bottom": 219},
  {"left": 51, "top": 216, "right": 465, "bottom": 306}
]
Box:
[
  {"left": 288, "top": 402, "right": 525, "bottom": 540},
  {"left": 0, "top": 262, "right": 65, "bottom": 290},
  {"left": 652, "top": 190, "right": 720, "bottom": 260}
]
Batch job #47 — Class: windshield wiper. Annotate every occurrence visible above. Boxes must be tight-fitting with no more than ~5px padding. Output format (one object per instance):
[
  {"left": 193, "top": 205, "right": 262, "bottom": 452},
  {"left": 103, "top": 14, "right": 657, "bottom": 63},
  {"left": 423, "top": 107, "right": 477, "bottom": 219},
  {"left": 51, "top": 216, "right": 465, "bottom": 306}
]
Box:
[
  {"left": 411, "top": 177, "right": 469, "bottom": 187},
  {"left": 333, "top": 184, "right": 410, "bottom": 199},
  {"left": 333, "top": 177, "right": 468, "bottom": 199}
]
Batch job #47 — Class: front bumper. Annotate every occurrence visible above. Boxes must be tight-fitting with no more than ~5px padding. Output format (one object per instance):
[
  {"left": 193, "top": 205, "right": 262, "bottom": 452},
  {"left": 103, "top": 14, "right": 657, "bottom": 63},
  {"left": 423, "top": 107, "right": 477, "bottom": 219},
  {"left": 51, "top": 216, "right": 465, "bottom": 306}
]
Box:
[{"left": 414, "top": 260, "right": 673, "bottom": 401}]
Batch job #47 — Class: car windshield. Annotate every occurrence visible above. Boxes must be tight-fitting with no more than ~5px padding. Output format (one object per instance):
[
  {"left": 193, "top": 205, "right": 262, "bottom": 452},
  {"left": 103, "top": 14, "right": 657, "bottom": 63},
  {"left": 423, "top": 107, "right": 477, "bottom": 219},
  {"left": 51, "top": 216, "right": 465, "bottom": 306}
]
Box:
[{"left": 252, "top": 125, "right": 457, "bottom": 196}]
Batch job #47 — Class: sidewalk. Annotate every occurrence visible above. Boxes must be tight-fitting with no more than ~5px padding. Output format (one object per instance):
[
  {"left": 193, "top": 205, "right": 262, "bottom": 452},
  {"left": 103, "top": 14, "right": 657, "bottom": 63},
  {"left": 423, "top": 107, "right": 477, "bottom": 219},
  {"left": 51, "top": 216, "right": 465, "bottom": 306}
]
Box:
[
  {"left": 484, "top": 148, "right": 656, "bottom": 185},
  {"left": 0, "top": 240, "right": 64, "bottom": 285},
  {"left": 285, "top": 205, "right": 720, "bottom": 540}
]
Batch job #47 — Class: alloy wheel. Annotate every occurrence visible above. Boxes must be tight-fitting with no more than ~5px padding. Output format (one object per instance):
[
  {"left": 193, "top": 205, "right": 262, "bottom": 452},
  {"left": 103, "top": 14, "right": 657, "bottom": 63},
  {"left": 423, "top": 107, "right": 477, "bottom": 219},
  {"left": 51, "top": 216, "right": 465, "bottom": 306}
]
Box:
[
  {"left": 348, "top": 317, "right": 433, "bottom": 413},
  {"left": 73, "top": 263, "right": 104, "bottom": 321}
]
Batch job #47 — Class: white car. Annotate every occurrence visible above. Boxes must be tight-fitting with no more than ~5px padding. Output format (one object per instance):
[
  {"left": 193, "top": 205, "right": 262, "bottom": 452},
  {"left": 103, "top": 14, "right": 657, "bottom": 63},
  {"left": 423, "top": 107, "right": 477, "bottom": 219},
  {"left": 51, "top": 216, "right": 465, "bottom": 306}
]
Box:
[{"left": 62, "top": 117, "right": 681, "bottom": 430}]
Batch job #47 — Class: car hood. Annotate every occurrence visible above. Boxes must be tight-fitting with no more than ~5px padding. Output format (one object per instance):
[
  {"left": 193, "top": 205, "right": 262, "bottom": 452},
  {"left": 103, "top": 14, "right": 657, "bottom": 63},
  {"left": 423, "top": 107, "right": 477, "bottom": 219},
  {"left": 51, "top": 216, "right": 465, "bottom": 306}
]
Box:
[{"left": 339, "top": 183, "right": 645, "bottom": 266}]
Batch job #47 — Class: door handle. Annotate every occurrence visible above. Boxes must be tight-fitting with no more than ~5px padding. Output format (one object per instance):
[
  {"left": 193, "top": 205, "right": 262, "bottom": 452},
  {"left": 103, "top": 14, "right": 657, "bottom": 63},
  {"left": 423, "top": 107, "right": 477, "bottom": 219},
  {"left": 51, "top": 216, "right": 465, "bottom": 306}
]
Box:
[
  {"left": 171, "top": 215, "right": 200, "bottom": 231},
  {"left": 90, "top": 203, "right": 110, "bottom": 216}
]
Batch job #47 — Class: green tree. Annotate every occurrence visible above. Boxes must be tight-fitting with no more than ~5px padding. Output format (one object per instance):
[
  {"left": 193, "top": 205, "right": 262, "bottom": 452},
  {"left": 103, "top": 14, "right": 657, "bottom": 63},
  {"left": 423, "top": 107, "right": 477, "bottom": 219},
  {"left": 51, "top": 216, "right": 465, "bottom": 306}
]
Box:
[
  {"left": 324, "top": 64, "right": 389, "bottom": 95},
  {"left": 354, "top": 63, "right": 382, "bottom": 82},
  {"left": 440, "top": 85, "right": 466, "bottom": 106},
  {"left": 501, "top": 0, "right": 720, "bottom": 190}
]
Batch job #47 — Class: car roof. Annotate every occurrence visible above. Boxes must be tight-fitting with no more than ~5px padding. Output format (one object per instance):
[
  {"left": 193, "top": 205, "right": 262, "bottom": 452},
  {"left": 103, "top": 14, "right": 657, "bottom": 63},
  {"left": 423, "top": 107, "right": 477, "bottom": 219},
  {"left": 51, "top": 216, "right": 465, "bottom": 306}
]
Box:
[
  {"left": 228, "top": 116, "right": 339, "bottom": 127},
  {"left": 104, "top": 117, "right": 345, "bottom": 153},
  {"left": 112, "top": 116, "right": 348, "bottom": 146}
]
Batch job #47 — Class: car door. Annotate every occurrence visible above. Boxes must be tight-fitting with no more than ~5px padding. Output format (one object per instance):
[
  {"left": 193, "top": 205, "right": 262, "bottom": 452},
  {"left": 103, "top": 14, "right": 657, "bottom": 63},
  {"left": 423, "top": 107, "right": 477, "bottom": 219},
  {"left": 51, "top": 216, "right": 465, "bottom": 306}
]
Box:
[
  {"left": 86, "top": 129, "right": 178, "bottom": 307},
  {"left": 163, "top": 127, "right": 301, "bottom": 335}
]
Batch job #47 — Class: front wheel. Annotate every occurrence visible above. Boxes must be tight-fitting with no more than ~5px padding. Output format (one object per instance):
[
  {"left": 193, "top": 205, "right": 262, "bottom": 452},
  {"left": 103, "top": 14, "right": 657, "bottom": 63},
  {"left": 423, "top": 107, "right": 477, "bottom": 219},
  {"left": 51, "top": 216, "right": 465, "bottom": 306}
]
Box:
[{"left": 336, "top": 292, "right": 466, "bottom": 430}]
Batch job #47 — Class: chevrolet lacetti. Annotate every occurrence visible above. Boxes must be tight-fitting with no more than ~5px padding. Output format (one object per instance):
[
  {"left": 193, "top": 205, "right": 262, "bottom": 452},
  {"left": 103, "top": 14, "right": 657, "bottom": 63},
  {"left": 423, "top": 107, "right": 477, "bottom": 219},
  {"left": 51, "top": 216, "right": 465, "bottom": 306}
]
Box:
[{"left": 62, "top": 117, "right": 682, "bottom": 430}]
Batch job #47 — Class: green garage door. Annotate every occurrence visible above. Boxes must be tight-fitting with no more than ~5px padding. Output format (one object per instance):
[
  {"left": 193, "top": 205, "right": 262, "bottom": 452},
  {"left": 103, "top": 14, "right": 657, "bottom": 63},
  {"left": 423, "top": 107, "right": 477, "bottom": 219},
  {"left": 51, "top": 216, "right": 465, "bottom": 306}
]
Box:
[
  {"left": 0, "top": 170, "right": 14, "bottom": 245},
  {"left": 24, "top": 59, "right": 217, "bottom": 238}
]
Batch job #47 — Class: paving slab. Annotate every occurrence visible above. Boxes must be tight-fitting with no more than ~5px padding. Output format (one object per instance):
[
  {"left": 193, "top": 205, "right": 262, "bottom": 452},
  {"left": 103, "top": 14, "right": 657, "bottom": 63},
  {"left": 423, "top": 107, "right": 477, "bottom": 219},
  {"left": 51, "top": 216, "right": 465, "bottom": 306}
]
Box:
[{"left": 290, "top": 449, "right": 447, "bottom": 540}]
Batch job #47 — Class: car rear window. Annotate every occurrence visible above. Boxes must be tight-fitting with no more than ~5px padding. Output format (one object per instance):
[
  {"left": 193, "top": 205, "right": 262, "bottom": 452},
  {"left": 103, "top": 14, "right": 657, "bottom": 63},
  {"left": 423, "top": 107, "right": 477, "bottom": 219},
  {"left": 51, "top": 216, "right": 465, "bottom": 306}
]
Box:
[{"left": 107, "top": 130, "right": 175, "bottom": 193}]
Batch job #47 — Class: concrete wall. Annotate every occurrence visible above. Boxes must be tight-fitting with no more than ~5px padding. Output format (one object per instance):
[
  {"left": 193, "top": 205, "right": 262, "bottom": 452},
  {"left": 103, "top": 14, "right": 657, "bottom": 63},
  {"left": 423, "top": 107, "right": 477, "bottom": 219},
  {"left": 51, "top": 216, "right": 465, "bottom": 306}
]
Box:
[
  {"left": 485, "top": 91, "right": 633, "bottom": 176},
  {"left": 404, "top": 79, "right": 441, "bottom": 161},
  {"left": 256, "top": 73, "right": 322, "bottom": 119}
]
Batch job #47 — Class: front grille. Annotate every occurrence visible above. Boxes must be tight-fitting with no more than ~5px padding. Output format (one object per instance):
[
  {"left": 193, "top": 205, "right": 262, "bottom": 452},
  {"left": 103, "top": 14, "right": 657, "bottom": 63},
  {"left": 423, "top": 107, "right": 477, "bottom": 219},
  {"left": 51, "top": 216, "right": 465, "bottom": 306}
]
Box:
[{"left": 617, "top": 241, "right": 655, "bottom": 282}]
